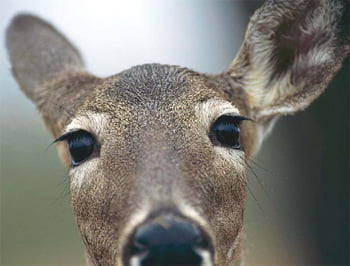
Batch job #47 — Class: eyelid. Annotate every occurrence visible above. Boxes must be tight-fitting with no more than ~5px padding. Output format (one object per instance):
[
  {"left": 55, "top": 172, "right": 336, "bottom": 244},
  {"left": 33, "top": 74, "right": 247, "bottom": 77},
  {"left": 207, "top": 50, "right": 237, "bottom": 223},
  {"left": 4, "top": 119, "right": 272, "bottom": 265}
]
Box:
[
  {"left": 53, "top": 115, "right": 252, "bottom": 143},
  {"left": 219, "top": 113, "right": 253, "bottom": 123},
  {"left": 53, "top": 130, "right": 84, "bottom": 143}
]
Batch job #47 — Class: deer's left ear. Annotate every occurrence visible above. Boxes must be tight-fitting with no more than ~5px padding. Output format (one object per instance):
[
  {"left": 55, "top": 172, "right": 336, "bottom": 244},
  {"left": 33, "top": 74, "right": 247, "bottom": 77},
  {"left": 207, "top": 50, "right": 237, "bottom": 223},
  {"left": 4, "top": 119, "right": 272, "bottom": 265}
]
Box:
[{"left": 226, "top": 0, "right": 349, "bottom": 122}]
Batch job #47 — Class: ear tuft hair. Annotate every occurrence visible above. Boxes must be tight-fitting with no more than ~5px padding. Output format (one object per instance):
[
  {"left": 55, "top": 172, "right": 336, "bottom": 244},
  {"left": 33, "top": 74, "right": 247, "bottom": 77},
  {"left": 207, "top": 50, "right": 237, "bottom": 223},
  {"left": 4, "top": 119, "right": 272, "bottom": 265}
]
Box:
[{"left": 227, "top": 0, "right": 349, "bottom": 120}]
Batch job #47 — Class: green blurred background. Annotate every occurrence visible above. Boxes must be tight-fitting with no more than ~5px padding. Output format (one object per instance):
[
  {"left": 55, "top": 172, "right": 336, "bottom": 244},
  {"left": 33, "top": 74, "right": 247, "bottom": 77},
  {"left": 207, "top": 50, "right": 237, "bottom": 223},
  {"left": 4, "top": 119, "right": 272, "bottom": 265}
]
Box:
[{"left": 1, "top": 0, "right": 348, "bottom": 265}]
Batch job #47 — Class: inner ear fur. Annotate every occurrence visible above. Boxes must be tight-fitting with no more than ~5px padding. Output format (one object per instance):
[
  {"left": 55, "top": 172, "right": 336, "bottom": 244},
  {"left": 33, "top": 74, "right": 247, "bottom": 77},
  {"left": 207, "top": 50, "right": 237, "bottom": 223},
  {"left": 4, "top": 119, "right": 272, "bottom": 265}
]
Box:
[{"left": 225, "top": 0, "right": 349, "bottom": 121}]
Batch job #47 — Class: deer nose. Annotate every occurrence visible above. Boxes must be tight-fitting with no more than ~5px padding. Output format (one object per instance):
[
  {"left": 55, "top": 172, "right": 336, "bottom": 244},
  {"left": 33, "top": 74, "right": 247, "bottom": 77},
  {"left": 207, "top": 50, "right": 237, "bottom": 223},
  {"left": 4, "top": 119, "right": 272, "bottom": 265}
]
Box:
[{"left": 127, "top": 215, "right": 211, "bottom": 265}]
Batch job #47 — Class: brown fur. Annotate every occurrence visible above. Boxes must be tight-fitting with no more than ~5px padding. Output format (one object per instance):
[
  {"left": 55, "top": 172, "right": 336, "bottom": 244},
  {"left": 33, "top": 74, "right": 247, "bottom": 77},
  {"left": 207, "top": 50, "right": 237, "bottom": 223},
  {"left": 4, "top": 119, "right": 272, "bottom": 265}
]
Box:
[{"left": 6, "top": 1, "right": 349, "bottom": 265}]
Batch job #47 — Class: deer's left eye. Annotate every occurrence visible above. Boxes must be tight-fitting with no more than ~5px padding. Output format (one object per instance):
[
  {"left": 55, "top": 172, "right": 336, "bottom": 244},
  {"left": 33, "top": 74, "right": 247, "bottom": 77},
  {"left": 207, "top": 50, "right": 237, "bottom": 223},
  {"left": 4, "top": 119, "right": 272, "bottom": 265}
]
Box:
[{"left": 210, "top": 115, "right": 249, "bottom": 149}]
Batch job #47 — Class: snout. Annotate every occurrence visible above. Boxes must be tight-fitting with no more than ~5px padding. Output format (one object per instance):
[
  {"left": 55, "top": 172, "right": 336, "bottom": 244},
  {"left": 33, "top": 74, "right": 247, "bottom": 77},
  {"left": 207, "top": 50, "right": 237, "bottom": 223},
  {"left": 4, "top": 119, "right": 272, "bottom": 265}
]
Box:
[{"left": 123, "top": 214, "right": 213, "bottom": 266}]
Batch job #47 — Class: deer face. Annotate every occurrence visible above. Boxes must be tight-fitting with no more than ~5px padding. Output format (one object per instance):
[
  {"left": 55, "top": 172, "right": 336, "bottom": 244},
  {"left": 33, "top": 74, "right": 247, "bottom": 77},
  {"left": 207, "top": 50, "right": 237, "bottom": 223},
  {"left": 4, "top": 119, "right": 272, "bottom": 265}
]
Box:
[
  {"left": 6, "top": 0, "right": 349, "bottom": 265},
  {"left": 51, "top": 65, "right": 255, "bottom": 265}
]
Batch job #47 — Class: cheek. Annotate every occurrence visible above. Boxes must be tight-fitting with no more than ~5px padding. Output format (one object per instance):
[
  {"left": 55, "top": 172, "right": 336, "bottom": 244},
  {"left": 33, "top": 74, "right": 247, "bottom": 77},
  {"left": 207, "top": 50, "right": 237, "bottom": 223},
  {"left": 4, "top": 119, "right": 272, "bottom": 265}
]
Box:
[
  {"left": 69, "top": 159, "right": 99, "bottom": 191},
  {"left": 211, "top": 156, "right": 247, "bottom": 249},
  {"left": 184, "top": 145, "right": 247, "bottom": 214},
  {"left": 70, "top": 177, "right": 109, "bottom": 221},
  {"left": 197, "top": 153, "right": 247, "bottom": 260},
  {"left": 207, "top": 171, "right": 247, "bottom": 222},
  {"left": 69, "top": 162, "right": 117, "bottom": 221},
  {"left": 210, "top": 150, "right": 247, "bottom": 206},
  {"left": 69, "top": 159, "right": 136, "bottom": 228}
]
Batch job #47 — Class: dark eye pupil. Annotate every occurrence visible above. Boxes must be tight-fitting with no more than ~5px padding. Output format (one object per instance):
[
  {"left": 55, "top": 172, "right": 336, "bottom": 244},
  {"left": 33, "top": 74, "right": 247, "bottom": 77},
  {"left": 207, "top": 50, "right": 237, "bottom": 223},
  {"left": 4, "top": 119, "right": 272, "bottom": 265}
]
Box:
[
  {"left": 212, "top": 115, "right": 240, "bottom": 149},
  {"left": 68, "top": 131, "right": 95, "bottom": 165}
]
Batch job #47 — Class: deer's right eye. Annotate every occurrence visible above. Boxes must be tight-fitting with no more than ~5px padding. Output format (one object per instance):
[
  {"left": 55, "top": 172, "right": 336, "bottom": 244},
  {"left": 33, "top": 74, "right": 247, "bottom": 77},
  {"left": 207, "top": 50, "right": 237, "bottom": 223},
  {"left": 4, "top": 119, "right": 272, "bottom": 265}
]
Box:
[
  {"left": 68, "top": 131, "right": 95, "bottom": 165},
  {"left": 55, "top": 130, "right": 96, "bottom": 166}
]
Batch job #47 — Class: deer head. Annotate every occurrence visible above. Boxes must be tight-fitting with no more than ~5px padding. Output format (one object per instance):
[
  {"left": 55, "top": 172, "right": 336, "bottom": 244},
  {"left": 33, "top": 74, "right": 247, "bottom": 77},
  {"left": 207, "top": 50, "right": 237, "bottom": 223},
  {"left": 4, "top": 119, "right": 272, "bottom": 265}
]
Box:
[{"left": 6, "top": 0, "right": 349, "bottom": 265}]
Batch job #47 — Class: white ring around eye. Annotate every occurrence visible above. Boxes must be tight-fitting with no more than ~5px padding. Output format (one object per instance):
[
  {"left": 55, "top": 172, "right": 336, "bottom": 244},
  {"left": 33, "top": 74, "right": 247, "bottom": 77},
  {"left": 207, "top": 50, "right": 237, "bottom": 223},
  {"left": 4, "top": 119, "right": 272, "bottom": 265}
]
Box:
[{"left": 194, "top": 98, "right": 241, "bottom": 135}]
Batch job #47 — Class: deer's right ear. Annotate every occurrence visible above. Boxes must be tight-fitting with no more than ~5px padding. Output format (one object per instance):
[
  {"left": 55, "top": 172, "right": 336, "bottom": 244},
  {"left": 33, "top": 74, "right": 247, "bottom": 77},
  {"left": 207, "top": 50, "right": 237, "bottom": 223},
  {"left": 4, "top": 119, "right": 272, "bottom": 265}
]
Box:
[
  {"left": 6, "top": 14, "right": 100, "bottom": 138},
  {"left": 6, "top": 14, "right": 85, "bottom": 101}
]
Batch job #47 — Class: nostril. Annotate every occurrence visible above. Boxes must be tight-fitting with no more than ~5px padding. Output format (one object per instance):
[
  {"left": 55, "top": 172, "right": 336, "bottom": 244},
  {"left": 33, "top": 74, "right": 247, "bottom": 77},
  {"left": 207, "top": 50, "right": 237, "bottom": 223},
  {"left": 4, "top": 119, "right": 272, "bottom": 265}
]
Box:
[{"left": 128, "top": 216, "right": 211, "bottom": 266}]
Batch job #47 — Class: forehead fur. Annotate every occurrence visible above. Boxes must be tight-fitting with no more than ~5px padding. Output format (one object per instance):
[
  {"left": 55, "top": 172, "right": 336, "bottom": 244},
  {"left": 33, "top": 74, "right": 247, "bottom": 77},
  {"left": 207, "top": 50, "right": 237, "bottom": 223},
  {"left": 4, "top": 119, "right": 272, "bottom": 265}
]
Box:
[{"left": 82, "top": 64, "right": 226, "bottom": 115}]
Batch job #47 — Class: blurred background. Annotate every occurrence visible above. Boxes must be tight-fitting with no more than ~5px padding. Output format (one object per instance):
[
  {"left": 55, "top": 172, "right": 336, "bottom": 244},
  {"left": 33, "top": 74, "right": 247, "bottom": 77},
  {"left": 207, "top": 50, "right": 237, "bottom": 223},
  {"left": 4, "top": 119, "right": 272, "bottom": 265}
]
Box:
[{"left": 0, "top": 0, "right": 348, "bottom": 265}]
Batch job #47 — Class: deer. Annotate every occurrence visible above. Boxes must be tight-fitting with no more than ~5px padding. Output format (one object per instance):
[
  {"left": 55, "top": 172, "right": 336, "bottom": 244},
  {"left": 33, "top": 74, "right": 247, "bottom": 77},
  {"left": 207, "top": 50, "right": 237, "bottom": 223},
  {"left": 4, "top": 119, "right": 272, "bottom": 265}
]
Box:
[{"left": 5, "top": 0, "right": 349, "bottom": 265}]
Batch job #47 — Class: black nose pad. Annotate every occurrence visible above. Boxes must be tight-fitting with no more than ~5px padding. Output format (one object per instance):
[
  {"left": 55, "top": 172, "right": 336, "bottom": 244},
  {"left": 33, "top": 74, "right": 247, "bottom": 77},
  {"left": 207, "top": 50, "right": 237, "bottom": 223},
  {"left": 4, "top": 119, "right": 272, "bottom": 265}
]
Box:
[{"left": 129, "top": 216, "right": 210, "bottom": 265}]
